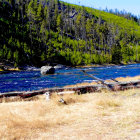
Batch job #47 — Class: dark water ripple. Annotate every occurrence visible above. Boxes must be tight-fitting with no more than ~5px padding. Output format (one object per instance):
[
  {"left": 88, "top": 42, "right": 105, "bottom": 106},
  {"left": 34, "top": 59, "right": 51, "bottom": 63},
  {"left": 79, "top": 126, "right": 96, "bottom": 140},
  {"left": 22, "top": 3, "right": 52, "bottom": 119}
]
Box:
[{"left": 0, "top": 64, "right": 140, "bottom": 93}]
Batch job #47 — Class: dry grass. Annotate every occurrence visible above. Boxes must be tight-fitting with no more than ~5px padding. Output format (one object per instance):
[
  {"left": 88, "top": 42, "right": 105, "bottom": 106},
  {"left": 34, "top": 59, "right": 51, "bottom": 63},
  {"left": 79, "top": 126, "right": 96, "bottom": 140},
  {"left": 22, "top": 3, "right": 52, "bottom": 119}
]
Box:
[
  {"left": 116, "top": 75, "right": 140, "bottom": 82},
  {"left": 51, "top": 93, "right": 87, "bottom": 105},
  {"left": 96, "top": 96, "right": 122, "bottom": 109},
  {"left": 0, "top": 95, "right": 43, "bottom": 103},
  {"left": 8, "top": 67, "right": 20, "bottom": 71},
  {"left": 0, "top": 89, "right": 140, "bottom": 140},
  {"left": 64, "top": 81, "right": 98, "bottom": 88}
]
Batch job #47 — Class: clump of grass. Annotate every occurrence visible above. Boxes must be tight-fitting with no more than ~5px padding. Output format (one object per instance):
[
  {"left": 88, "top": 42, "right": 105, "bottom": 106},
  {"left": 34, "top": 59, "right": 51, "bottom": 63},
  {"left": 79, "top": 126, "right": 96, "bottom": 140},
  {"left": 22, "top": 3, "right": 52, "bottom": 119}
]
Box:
[
  {"left": 51, "top": 93, "right": 87, "bottom": 105},
  {"left": 64, "top": 81, "right": 98, "bottom": 88},
  {"left": 63, "top": 94, "right": 86, "bottom": 104},
  {"left": 0, "top": 95, "right": 41, "bottom": 103},
  {"left": 0, "top": 96, "right": 22, "bottom": 103},
  {"left": 116, "top": 75, "right": 140, "bottom": 82},
  {"left": 96, "top": 96, "right": 122, "bottom": 109}
]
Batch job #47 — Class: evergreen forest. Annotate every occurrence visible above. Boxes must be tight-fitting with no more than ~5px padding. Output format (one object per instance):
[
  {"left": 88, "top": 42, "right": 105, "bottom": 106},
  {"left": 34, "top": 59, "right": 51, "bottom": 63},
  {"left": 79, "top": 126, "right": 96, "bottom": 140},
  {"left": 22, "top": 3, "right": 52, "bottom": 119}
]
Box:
[{"left": 0, "top": 0, "right": 140, "bottom": 67}]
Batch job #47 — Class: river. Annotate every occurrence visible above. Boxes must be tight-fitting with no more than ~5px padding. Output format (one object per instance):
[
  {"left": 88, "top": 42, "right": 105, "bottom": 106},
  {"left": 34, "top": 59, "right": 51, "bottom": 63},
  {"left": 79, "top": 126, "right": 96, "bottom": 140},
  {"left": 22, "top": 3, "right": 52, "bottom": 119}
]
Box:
[{"left": 0, "top": 64, "right": 140, "bottom": 93}]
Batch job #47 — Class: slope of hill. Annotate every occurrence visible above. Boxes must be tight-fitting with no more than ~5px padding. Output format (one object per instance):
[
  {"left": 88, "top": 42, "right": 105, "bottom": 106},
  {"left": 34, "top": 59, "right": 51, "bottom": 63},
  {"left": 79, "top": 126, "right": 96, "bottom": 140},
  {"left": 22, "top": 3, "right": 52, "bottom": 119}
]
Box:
[{"left": 0, "top": 0, "right": 140, "bottom": 67}]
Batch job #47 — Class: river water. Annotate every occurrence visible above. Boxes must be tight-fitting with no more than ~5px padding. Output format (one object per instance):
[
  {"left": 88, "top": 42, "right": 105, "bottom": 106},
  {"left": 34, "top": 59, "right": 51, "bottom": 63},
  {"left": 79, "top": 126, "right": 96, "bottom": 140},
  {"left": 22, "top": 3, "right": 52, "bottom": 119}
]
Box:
[{"left": 0, "top": 64, "right": 140, "bottom": 93}]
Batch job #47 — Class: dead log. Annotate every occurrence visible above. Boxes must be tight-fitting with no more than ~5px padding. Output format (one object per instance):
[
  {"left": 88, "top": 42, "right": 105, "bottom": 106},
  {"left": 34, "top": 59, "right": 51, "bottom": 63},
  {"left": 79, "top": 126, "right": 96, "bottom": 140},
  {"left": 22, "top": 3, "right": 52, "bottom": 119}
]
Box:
[
  {"left": 80, "top": 70, "right": 116, "bottom": 90},
  {"left": 0, "top": 85, "right": 103, "bottom": 98},
  {"left": 111, "top": 78, "right": 119, "bottom": 83},
  {"left": 0, "top": 91, "right": 23, "bottom": 98}
]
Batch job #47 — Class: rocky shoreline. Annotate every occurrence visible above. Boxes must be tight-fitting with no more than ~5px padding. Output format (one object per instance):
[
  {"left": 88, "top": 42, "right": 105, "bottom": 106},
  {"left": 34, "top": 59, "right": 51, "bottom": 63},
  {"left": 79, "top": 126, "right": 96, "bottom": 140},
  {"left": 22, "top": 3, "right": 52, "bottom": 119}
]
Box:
[
  {"left": 0, "top": 67, "right": 20, "bottom": 74},
  {"left": 0, "top": 60, "right": 138, "bottom": 74},
  {"left": 0, "top": 63, "right": 66, "bottom": 74}
]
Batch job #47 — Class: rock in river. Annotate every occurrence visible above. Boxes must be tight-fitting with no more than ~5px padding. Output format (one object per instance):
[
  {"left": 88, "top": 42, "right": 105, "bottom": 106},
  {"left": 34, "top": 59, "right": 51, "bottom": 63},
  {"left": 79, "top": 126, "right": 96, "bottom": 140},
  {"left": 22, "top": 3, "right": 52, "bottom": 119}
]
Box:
[{"left": 41, "top": 66, "right": 55, "bottom": 75}]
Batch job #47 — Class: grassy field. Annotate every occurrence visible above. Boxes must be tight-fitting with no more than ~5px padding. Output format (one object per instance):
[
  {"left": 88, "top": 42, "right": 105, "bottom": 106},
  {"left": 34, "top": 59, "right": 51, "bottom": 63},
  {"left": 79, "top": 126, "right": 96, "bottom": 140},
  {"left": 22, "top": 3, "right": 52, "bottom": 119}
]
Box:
[{"left": 0, "top": 88, "right": 140, "bottom": 140}]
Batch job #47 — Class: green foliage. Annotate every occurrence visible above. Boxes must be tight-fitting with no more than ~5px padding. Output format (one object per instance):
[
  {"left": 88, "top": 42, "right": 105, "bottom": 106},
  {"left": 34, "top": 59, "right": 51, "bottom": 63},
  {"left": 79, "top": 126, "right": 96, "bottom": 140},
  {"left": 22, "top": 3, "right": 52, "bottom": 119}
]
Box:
[
  {"left": 121, "top": 45, "right": 134, "bottom": 63},
  {"left": 56, "top": 14, "right": 62, "bottom": 32},
  {"left": 0, "top": 0, "right": 140, "bottom": 67},
  {"left": 93, "top": 54, "right": 100, "bottom": 64},
  {"left": 112, "top": 44, "right": 122, "bottom": 64},
  {"left": 27, "top": 0, "right": 36, "bottom": 20},
  {"left": 36, "top": 3, "right": 43, "bottom": 22}
]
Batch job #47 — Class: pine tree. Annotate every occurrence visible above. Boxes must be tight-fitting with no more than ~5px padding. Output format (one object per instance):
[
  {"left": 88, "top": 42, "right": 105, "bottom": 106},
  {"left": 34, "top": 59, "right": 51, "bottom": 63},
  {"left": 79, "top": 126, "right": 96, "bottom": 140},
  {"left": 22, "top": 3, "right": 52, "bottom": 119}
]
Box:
[
  {"left": 57, "top": 14, "right": 62, "bottom": 33},
  {"left": 36, "top": 3, "right": 43, "bottom": 22}
]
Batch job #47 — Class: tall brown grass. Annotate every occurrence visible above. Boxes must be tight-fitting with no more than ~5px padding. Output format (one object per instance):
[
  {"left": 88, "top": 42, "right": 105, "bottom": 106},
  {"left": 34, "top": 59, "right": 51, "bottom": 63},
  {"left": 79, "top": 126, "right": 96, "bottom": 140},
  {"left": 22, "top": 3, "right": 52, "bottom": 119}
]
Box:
[{"left": 0, "top": 89, "right": 139, "bottom": 140}]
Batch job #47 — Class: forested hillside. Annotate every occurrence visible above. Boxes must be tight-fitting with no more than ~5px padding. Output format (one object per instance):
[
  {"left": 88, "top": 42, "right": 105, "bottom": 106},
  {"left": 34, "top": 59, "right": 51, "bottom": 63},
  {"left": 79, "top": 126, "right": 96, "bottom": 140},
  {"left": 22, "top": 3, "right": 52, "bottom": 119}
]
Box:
[{"left": 0, "top": 0, "right": 140, "bottom": 67}]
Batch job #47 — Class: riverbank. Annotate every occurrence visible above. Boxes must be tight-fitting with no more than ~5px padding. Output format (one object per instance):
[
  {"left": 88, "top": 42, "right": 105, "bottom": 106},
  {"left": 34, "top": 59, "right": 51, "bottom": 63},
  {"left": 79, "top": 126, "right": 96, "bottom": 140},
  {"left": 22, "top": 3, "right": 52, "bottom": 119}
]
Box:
[
  {"left": 0, "top": 68, "right": 20, "bottom": 74},
  {"left": 0, "top": 62, "right": 139, "bottom": 73},
  {"left": 0, "top": 88, "right": 139, "bottom": 139},
  {"left": 0, "top": 61, "right": 20, "bottom": 73},
  {"left": 75, "top": 62, "right": 138, "bottom": 68}
]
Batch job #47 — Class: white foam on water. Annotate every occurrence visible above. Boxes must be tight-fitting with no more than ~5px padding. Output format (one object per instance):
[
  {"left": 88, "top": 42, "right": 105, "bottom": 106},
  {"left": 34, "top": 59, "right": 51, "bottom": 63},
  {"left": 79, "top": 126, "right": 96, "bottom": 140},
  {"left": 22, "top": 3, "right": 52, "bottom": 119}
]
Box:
[{"left": 84, "top": 80, "right": 96, "bottom": 82}]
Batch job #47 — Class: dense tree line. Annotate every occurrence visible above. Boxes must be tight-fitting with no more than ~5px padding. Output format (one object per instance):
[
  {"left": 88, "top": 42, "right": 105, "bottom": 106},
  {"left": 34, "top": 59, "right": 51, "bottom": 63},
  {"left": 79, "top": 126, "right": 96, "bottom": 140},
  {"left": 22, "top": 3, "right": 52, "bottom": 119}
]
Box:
[{"left": 0, "top": 0, "right": 140, "bottom": 67}]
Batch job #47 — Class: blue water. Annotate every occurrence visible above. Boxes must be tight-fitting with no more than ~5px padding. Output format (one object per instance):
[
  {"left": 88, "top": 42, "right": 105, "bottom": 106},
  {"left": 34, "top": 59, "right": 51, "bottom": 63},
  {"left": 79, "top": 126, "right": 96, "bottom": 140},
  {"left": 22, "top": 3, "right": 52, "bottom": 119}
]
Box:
[{"left": 0, "top": 64, "right": 140, "bottom": 93}]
